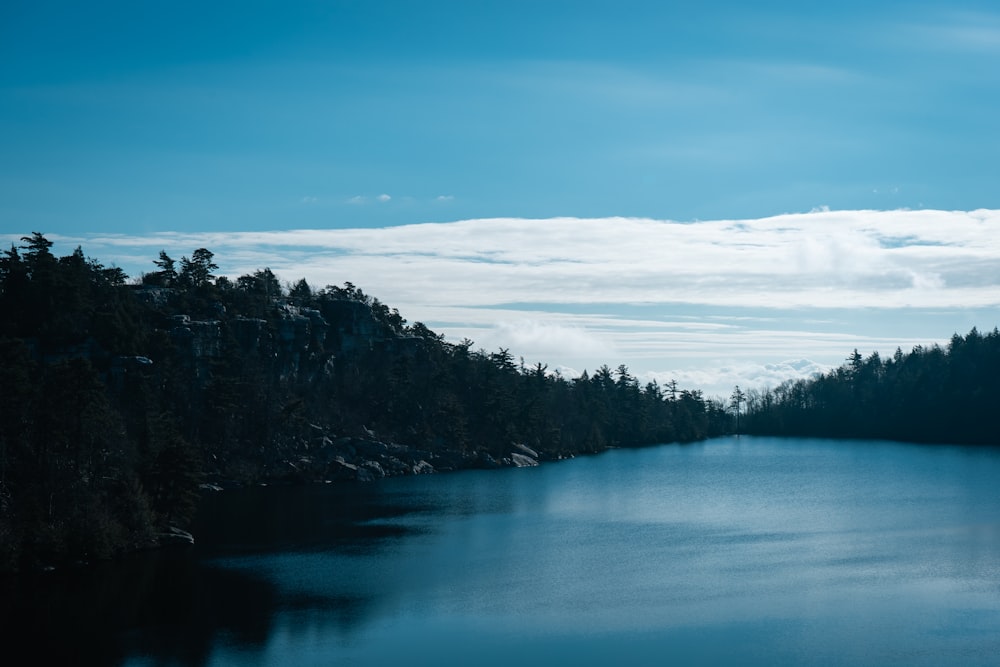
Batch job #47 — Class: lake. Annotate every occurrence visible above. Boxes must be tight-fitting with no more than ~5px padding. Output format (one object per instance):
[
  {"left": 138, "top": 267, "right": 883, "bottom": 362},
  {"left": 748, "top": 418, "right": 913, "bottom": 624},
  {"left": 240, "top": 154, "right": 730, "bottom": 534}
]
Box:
[{"left": 6, "top": 436, "right": 1000, "bottom": 665}]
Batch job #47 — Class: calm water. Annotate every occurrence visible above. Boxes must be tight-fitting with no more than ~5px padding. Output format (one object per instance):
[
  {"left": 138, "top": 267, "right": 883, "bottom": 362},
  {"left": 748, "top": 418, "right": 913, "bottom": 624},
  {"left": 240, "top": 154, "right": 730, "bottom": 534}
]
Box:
[{"left": 6, "top": 436, "right": 1000, "bottom": 665}]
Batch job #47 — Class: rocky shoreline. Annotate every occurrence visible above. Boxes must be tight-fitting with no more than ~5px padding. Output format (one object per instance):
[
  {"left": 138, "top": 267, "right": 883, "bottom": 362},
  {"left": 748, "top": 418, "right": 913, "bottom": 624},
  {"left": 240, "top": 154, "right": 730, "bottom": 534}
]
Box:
[{"left": 204, "top": 432, "right": 550, "bottom": 490}]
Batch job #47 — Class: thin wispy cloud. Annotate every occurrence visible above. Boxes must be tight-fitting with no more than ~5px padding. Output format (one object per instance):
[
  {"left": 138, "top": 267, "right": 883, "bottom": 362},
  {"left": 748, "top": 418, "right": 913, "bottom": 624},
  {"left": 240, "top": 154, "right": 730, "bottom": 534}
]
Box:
[{"left": 899, "top": 10, "right": 1000, "bottom": 54}]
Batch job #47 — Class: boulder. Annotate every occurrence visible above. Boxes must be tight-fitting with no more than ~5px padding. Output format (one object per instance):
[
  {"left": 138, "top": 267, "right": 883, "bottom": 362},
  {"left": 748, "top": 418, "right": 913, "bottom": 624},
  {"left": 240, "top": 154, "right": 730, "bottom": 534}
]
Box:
[
  {"left": 510, "top": 452, "right": 539, "bottom": 467},
  {"left": 412, "top": 460, "right": 435, "bottom": 475},
  {"left": 513, "top": 443, "right": 539, "bottom": 458},
  {"left": 361, "top": 460, "right": 387, "bottom": 479}
]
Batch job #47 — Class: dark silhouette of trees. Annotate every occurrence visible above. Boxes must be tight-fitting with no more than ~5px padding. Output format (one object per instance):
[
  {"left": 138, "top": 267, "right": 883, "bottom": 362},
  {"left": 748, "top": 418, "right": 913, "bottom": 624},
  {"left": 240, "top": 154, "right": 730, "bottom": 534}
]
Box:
[
  {"left": 289, "top": 278, "right": 312, "bottom": 300},
  {"left": 0, "top": 233, "right": 728, "bottom": 572},
  {"left": 178, "top": 248, "right": 217, "bottom": 288},
  {"left": 149, "top": 251, "right": 178, "bottom": 287},
  {"left": 743, "top": 327, "right": 1000, "bottom": 444}
]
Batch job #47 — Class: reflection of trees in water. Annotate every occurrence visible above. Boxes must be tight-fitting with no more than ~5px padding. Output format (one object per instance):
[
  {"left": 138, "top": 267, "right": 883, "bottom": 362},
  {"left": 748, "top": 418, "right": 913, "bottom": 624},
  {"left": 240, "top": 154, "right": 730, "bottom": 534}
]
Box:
[
  {"left": 1, "top": 484, "right": 438, "bottom": 666},
  {"left": 3, "top": 476, "right": 541, "bottom": 664},
  {"left": 121, "top": 553, "right": 393, "bottom": 664},
  {"left": 2, "top": 550, "right": 249, "bottom": 667},
  {"left": 279, "top": 591, "right": 386, "bottom": 642},
  {"left": 1, "top": 543, "right": 393, "bottom": 667},
  {"left": 192, "top": 483, "right": 428, "bottom": 558}
]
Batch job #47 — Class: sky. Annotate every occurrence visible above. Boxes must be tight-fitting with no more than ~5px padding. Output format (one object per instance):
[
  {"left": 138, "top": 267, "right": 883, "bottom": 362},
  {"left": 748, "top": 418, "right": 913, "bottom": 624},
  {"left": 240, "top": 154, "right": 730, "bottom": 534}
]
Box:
[{"left": 2, "top": 1, "right": 1000, "bottom": 397}]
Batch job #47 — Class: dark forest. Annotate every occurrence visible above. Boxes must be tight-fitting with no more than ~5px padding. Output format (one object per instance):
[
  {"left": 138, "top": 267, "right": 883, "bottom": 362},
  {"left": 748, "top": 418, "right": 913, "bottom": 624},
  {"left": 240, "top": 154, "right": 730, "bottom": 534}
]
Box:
[
  {"left": 0, "top": 234, "right": 728, "bottom": 572},
  {"left": 740, "top": 329, "right": 1000, "bottom": 444}
]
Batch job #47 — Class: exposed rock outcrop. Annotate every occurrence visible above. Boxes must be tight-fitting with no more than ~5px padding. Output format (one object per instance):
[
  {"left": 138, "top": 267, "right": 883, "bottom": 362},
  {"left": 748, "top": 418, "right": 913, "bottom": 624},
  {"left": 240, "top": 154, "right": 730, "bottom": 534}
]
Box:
[{"left": 509, "top": 452, "right": 539, "bottom": 467}]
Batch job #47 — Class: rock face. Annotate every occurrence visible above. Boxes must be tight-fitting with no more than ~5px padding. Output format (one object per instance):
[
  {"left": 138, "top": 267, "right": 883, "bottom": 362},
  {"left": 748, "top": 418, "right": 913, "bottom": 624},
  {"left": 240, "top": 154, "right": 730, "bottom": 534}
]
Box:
[
  {"left": 320, "top": 299, "right": 382, "bottom": 355},
  {"left": 230, "top": 317, "right": 267, "bottom": 350},
  {"left": 169, "top": 315, "right": 222, "bottom": 379},
  {"left": 167, "top": 296, "right": 407, "bottom": 386},
  {"left": 129, "top": 289, "right": 561, "bottom": 488}
]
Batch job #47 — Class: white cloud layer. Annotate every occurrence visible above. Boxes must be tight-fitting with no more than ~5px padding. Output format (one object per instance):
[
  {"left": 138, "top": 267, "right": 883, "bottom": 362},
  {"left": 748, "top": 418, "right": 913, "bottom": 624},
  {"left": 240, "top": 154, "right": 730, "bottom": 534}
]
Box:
[{"left": 17, "top": 209, "right": 1000, "bottom": 396}]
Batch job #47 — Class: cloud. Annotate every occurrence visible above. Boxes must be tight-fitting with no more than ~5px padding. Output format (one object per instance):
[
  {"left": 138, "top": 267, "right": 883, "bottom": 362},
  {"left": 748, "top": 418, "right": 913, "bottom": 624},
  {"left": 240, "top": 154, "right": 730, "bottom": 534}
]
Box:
[
  {"left": 898, "top": 11, "right": 1000, "bottom": 54},
  {"left": 300, "top": 196, "right": 318, "bottom": 204},
  {"left": 489, "top": 320, "right": 616, "bottom": 360},
  {"left": 48, "top": 209, "right": 1000, "bottom": 314},
  {"left": 43, "top": 209, "right": 1000, "bottom": 394},
  {"left": 435, "top": 195, "right": 455, "bottom": 202},
  {"left": 347, "top": 193, "right": 391, "bottom": 204},
  {"left": 646, "top": 359, "right": 833, "bottom": 400}
]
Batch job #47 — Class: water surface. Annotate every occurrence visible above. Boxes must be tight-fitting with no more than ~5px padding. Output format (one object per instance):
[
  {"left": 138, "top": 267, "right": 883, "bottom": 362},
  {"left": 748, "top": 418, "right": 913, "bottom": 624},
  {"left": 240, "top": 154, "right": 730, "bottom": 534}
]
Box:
[{"left": 7, "top": 436, "right": 1000, "bottom": 665}]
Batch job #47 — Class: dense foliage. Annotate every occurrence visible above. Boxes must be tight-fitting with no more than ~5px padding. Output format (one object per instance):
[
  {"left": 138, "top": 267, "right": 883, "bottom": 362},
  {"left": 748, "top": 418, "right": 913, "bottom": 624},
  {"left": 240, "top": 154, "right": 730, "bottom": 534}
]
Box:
[
  {"left": 0, "top": 234, "right": 726, "bottom": 571},
  {"left": 740, "top": 328, "right": 1000, "bottom": 444}
]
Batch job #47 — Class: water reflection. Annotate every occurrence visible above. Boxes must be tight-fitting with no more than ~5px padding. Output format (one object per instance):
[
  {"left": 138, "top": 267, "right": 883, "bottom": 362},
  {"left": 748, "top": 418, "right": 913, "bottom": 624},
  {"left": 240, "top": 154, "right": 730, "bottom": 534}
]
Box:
[
  {"left": 2, "top": 550, "right": 277, "bottom": 667},
  {"left": 0, "top": 481, "right": 437, "bottom": 667}
]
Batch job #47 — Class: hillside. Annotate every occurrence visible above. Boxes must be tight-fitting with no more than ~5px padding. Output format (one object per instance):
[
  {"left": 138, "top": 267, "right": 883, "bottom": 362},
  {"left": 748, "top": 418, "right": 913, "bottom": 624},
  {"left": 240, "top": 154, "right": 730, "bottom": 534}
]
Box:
[{"left": 0, "top": 234, "right": 727, "bottom": 571}]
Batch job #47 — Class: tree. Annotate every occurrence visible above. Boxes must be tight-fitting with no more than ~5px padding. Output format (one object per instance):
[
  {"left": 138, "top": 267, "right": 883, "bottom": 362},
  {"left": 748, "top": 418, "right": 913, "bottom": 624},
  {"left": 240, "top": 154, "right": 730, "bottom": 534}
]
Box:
[
  {"left": 847, "top": 349, "right": 863, "bottom": 378},
  {"left": 407, "top": 321, "right": 443, "bottom": 341},
  {"left": 152, "top": 251, "right": 177, "bottom": 286},
  {"left": 237, "top": 268, "right": 281, "bottom": 298},
  {"left": 289, "top": 278, "right": 312, "bottom": 300},
  {"left": 0, "top": 245, "right": 23, "bottom": 283},
  {"left": 594, "top": 365, "right": 615, "bottom": 390},
  {"left": 490, "top": 347, "right": 516, "bottom": 372},
  {"left": 142, "top": 413, "right": 202, "bottom": 526},
  {"left": 178, "top": 248, "right": 218, "bottom": 287},
  {"left": 20, "top": 232, "right": 53, "bottom": 262},
  {"left": 615, "top": 364, "right": 636, "bottom": 390},
  {"left": 730, "top": 385, "right": 746, "bottom": 434}
]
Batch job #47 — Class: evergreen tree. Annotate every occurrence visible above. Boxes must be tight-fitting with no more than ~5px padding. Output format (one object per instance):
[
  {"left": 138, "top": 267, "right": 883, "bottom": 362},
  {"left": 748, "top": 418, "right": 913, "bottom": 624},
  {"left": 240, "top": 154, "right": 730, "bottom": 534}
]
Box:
[
  {"left": 178, "top": 248, "right": 217, "bottom": 287},
  {"left": 152, "top": 250, "right": 178, "bottom": 286}
]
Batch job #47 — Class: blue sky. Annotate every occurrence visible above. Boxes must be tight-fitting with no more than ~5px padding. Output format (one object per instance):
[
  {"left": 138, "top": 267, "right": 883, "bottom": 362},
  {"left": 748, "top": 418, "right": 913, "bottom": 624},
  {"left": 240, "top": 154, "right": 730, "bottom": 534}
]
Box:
[{"left": 3, "top": 1, "right": 1000, "bottom": 396}]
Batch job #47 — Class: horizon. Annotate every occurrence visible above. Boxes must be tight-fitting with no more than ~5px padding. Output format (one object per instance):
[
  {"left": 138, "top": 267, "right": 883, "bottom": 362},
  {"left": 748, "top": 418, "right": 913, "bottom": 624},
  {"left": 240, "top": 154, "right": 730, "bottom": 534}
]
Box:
[
  {"left": 7, "top": 207, "right": 999, "bottom": 398},
  {"left": 3, "top": 1, "right": 1000, "bottom": 397}
]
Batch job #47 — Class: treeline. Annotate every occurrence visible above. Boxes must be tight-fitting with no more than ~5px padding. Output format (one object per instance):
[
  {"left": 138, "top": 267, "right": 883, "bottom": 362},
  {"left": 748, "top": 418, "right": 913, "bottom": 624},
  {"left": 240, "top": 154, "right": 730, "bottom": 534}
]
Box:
[
  {"left": 741, "top": 327, "right": 1000, "bottom": 444},
  {"left": 0, "top": 233, "right": 726, "bottom": 571}
]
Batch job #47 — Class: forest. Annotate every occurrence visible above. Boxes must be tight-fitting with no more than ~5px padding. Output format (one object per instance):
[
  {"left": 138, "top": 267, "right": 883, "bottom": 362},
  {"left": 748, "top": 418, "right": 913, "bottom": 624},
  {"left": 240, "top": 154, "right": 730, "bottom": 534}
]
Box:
[
  {"left": 739, "top": 328, "right": 1000, "bottom": 444},
  {"left": 0, "top": 233, "right": 728, "bottom": 572}
]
